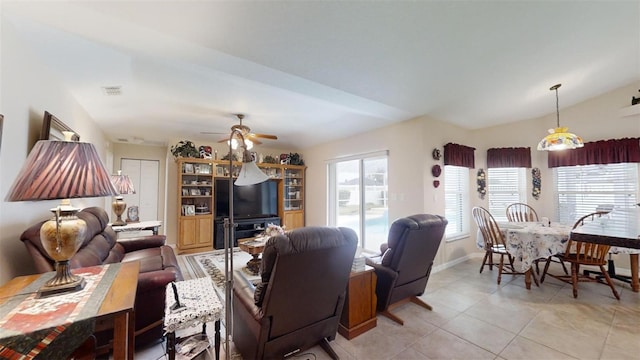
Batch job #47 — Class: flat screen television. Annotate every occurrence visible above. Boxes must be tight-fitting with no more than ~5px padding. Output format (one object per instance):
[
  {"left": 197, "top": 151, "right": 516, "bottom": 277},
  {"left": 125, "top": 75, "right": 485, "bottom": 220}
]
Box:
[{"left": 215, "top": 179, "right": 278, "bottom": 220}]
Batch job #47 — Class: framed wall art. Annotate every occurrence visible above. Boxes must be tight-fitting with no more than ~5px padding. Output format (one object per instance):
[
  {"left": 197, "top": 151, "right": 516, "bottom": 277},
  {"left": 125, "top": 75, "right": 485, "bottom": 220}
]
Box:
[{"left": 41, "top": 111, "right": 80, "bottom": 141}]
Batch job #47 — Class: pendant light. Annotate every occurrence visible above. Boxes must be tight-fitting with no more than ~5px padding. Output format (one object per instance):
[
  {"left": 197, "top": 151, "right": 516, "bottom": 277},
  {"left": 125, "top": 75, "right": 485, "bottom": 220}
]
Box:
[{"left": 537, "top": 84, "right": 584, "bottom": 151}]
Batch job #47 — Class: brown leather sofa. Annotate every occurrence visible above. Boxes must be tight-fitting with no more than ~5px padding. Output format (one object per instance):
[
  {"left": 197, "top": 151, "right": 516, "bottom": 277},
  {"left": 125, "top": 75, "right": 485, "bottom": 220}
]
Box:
[
  {"left": 20, "top": 206, "right": 183, "bottom": 349},
  {"left": 365, "top": 214, "right": 447, "bottom": 325},
  {"left": 233, "top": 226, "right": 357, "bottom": 359}
]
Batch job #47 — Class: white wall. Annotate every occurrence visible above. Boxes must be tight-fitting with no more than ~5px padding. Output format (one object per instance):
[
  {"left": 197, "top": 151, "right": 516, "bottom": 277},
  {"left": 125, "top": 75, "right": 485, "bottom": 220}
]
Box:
[{"left": 0, "top": 18, "right": 112, "bottom": 284}]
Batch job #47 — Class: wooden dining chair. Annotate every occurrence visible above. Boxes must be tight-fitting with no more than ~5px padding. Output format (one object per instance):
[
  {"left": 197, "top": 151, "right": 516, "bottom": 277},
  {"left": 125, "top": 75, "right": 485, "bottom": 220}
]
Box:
[
  {"left": 540, "top": 211, "right": 620, "bottom": 300},
  {"left": 473, "top": 207, "right": 537, "bottom": 285},
  {"left": 506, "top": 202, "right": 568, "bottom": 276},
  {"left": 506, "top": 203, "right": 539, "bottom": 222}
]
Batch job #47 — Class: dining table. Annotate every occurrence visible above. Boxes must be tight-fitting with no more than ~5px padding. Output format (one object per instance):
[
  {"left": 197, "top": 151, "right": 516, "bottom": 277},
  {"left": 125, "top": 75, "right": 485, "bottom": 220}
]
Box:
[{"left": 477, "top": 221, "right": 573, "bottom": 289}]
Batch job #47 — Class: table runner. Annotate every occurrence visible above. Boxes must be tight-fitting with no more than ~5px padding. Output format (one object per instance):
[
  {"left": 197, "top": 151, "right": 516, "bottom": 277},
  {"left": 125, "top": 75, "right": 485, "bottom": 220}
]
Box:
[{"left": 0, "top": 263, "right": 120, "bottom": 359}]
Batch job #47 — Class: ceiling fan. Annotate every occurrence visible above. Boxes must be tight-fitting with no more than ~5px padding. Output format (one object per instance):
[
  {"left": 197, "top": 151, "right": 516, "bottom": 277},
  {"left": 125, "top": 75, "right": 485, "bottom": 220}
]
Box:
[{"left": 202, "top": 114, "right": 278, "bottom": 148}]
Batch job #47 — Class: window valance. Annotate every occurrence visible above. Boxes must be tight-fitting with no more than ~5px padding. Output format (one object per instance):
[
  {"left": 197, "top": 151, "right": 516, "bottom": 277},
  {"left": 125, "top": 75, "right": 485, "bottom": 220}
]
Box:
[
  {"left": 487, "top": 147, "right": 532, "bottom": 168},
  {"left": 547, "top": 137, "right": 640, "bottom": 168},
  {"left": 444, "top": 143, "right": 475, "bottom": 168}
]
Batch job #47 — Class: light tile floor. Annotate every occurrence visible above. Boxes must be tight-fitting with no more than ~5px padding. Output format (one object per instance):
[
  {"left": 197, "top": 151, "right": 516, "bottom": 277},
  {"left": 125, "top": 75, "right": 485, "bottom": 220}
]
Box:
[{"left": 135, "top": 257, "right": 640, "bottom": 359}]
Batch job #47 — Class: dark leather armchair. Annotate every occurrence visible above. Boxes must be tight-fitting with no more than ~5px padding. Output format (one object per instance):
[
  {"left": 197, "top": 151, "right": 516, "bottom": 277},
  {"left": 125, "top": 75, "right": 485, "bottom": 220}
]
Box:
[
  {"left": 365, "top": 214, "right": 447, "bottom": 325},
  {"left": 233, "top": 226, "right": 357, "bottom": 360}
]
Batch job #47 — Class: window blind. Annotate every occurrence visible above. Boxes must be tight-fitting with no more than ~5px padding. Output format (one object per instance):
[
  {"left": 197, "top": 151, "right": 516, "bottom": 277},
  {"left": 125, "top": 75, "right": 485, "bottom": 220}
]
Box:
[
  {"left": 555, "top": 163, "right": 638, "bottom": 225},
  {"left": 488, "top": 167, "right": 526, "bottom": 222},
  {"left": 445, "top": 165, "right": 470, "bottom": 239}
]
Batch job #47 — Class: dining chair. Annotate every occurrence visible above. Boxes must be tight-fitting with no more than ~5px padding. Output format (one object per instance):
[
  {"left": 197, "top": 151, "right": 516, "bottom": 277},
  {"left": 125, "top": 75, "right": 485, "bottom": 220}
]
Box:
[
  {"left": 506, "top": 202, "right": 539, "bottom": 222},
  {"left": 540, "top": 211, "right": 620, "bottom": 300},
  {"left": 473, "top": 206, "right": 537, "bottom": 285},
  {"left": 506, "top": 202, "right": 568, "bottom": 276}
]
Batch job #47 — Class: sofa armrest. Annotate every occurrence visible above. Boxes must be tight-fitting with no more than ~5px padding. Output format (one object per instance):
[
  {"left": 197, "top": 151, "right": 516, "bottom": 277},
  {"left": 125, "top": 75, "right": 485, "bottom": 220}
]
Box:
[{"left": 117, "top": 235, "right": 166, "bottom": 253}]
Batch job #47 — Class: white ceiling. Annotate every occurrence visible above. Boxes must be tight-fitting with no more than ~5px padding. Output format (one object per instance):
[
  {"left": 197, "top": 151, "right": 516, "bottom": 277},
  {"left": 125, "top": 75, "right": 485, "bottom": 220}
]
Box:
[{"left": 3, "top": 1, "right": 639, "bottom": 149}]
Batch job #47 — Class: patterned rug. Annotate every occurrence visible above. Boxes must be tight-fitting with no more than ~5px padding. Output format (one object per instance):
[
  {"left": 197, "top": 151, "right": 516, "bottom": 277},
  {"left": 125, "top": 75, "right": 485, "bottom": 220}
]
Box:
[{"left": 181, "top": 249, "right": 260, "bottom": 296}]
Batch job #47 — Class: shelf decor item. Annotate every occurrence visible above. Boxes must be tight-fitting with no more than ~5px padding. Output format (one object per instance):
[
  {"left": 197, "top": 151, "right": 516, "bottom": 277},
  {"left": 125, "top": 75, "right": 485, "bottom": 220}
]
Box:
[
  {"left": 171, "top": 140, "right": 200, "bottom": 159},
  {"left": 6, "top": 131, "right": 118, "bottom": 297}
]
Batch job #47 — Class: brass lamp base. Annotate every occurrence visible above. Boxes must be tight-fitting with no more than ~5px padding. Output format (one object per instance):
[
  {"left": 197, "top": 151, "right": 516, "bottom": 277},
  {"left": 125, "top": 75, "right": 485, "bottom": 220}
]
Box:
[
  {"left": 37, "top": 260, "right": 86, "bottom": 298},
  {"left": 112, "top": 196, "right": 127, "bottom": 226}
]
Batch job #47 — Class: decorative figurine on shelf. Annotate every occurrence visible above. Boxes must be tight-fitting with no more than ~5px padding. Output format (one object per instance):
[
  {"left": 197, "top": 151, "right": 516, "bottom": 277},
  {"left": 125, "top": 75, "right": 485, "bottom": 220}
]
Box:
[
  {"left": 170, "top": 140, "right": 199, "bottom": 159},
  {"left": 288, "top": 152, "right": 304, "bottom": 166},
  {"left": 199, "top": 145, "right": 212, "bottom": 159},
  {"left": 532, "top": 167, "right": 542, "bottom": 200},
  {"left": 632, "top": 89, "right": 640, "bottom": 105},
  {"left": 263, "top": 154, "right": 278, "bottom": 164},
  {"left": 280, "top": 153, "right": 290, "bottom": 165},
  {"left": 476, "top": 169, "right": 486, "bottom": 199}
]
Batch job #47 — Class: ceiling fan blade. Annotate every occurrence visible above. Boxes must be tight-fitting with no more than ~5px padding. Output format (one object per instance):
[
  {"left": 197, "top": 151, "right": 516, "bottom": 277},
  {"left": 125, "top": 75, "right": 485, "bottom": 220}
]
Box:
[
  {"left": 201, "top": 131, "right": 228, "bottom": 135},
  {"left": 251, "top": 133, "right": 278, "bottom": 140}
]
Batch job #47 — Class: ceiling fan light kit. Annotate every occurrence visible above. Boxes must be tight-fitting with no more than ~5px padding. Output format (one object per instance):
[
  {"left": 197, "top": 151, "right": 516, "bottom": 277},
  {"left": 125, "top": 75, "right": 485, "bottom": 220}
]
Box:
[{"left": 537, "top": 84, "right": 584, "bottom": 151}]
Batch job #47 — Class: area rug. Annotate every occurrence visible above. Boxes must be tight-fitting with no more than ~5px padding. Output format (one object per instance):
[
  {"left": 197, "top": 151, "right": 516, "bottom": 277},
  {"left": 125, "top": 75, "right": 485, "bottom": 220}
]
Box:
[{"left": 181, "top": 249, "right": 260, "bottom": 296}]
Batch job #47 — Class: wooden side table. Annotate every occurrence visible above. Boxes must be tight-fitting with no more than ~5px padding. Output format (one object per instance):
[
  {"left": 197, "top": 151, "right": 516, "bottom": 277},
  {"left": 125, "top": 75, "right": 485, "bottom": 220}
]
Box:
[
  {"left": 0, "top": 261, "right": 139, "bottom": 360},
  {"left": 338, "top": 266, "right": 377, "bottom": 339},
  {"left": 238, "top": 237, "right": 267, "bottom": 275}
]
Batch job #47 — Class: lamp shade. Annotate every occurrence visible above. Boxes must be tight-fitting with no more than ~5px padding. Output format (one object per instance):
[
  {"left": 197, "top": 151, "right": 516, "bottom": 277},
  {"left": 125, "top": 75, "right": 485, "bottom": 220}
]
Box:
[
  {"left": 536, "top": 127, "right": 584, "bottom": 151},
  {"left": 235, "top": 157, "right": 269, "bottom": 186},
  {"left": 110, "top": 171, "right": 136, "bottom": 195},
  {"left": 537, "top": 83, "right": 584, "bottom": 152},
  {"left": 6, "top": 139, "right": 118, "bottom": 202}
]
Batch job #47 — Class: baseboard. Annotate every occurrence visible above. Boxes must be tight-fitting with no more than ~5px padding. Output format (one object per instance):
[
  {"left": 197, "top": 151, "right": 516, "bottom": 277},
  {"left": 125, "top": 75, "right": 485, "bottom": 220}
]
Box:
[{"left": 432, "top": 253, "right": 483, "bottom": 274}]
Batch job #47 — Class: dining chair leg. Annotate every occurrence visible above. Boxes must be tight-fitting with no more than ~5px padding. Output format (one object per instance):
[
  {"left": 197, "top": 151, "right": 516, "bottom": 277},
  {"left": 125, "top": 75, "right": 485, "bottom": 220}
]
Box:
[
  {"left": 540, "top": 257, "right": 552, "bottom": 283},
  {"left": 559, "top": 259, "right": 569, "bottom": 275},
  {"left": 480, "top": 251, "right": 490, "bottom": 273},
  {"left": 507, "top": 254, "right": 516, "bottom": 272},
  {"left": 571, "top": 263, "right": 579, "bottom": 298},
  {"left": 497, "top": 254, "right": 505, "bottom": 285},
  {"left": 599, "top": 265, "right": 621, "bottom": 300},
  {"left": 530, "top": 267, "right": 540, "bottom": 287}
]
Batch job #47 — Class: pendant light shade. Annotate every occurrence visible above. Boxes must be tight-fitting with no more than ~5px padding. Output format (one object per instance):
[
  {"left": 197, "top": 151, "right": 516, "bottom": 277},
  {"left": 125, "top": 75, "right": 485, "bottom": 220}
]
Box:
[{"left": 537, "top": 84, "right": 584, "bottom": 151}]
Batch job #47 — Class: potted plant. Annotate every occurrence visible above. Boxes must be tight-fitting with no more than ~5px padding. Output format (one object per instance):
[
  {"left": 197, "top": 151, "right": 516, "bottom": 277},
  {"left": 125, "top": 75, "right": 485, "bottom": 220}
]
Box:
[{"left": 170, "top": 140, "right": 199, "bottom": 159}]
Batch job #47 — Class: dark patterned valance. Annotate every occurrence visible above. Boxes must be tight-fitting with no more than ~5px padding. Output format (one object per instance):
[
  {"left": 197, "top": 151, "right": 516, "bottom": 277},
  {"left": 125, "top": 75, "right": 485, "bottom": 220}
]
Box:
[
  {"left": 487, "top": 147, "right": 532, "bottom": 168},
  {"left": 444, "top": 143, "right": 476, "bottom": 168},
  {"left": 548, "top": 137, "right": 640, "bottom": 168}
]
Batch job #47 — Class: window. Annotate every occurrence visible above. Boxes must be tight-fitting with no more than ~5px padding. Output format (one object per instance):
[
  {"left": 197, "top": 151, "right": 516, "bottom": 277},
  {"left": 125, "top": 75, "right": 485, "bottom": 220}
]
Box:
[
  {"left": 555, "top": 163, "right": 638, "bottom": 225},
  {"left": 328, "top": 151, "right": 388, "bottom": 252},
  {"left": 444, "top": 165, "right": 470, "bottom": 240},
  {"left": 487, "top": 167, "right": 526, "bottom": 222}
]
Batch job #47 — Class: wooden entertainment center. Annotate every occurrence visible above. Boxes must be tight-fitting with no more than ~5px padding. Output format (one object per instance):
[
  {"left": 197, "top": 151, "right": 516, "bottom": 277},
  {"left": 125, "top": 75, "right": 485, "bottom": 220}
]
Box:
[{"left": 176, "top": 158, "right": 305, "bottom": 253}]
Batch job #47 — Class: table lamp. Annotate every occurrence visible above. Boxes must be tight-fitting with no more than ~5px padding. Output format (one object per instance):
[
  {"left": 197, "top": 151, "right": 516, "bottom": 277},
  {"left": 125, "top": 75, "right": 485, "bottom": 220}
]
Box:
[
  {"left": 223, "top": 129, "right": 268, "bottom": 360},
  {"left": 110, "top": 170, "right": 136, "bottom": 226},
  {"left": 6, "top": 131, "right": 118, "bottom": 297}
]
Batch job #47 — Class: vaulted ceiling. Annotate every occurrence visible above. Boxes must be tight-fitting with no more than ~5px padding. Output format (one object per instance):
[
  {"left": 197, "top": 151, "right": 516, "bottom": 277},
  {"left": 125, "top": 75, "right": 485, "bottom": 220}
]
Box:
[{"left": 3, "top": 1, "right": 638, "bottom": 149}]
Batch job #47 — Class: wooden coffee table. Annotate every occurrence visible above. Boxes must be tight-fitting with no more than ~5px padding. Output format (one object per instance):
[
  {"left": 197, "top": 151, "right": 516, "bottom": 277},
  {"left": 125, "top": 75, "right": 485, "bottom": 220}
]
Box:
[{"left": 238, "top": 237, "right": 268, "bottom": 275}]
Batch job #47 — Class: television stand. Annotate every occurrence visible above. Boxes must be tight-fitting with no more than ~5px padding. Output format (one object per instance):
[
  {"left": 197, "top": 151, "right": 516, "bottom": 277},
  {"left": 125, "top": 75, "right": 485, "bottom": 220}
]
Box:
[{"left": 214, "top": 216, "right": 280, "bottom": 249}]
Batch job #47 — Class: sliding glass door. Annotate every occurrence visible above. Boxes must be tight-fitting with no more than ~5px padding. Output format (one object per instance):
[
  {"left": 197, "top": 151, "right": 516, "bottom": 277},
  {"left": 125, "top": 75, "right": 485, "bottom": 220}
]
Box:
[{"left": 329, "top": 152, "right": 388, "bottom": 252}]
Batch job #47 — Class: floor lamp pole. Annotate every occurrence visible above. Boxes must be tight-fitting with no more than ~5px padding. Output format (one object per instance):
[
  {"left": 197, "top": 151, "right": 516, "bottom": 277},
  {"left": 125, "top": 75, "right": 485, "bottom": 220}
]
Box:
[
  {"left": 224, "top": 131, "right": 237, "bottom": 360},
  {"left": 222, "top": 128, "right": 270, "bottom": 359}
]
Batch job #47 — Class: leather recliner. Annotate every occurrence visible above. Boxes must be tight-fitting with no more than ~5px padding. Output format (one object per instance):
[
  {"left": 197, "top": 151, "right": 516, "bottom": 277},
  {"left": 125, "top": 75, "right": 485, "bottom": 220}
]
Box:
[
  {"left": 232, "top": 226, "right": 357, "bottom": 360},
  {"left": 365, "top": 214, "right": 447, "bottom": 325},
  {"left": 20, "top": 206, "right": 183, "bottom": 350}
]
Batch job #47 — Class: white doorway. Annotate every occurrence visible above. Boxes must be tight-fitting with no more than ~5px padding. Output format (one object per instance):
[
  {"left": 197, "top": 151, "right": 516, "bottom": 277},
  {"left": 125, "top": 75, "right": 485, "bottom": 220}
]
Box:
[{"left": 121, "top": 159, "right": 159, "bottom": 222}]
